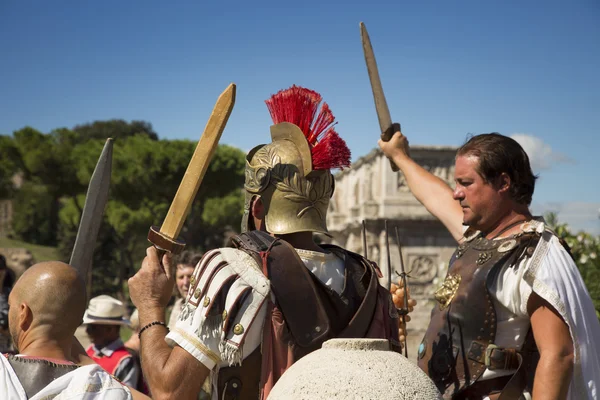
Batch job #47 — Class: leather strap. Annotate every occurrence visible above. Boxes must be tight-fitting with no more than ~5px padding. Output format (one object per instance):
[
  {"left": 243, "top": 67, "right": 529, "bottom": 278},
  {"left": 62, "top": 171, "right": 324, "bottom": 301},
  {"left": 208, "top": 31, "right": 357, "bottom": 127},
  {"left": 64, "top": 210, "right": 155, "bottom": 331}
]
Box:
[
  {"left": 460, "top": 329, "right": 537, "bottom": 399},
  {"left": 231, "top": 231, "right": 331, "bottom": 348},
  {"left": 218, "top": 348, "right": 262, "bottom": 400},
  {"left": 497, "top": 329, "right": 538, "bottom": 400},
  {"left": 329, "top": 249, "right": 378, "bottom": 339},
  {"left": 486, "top": 347, "right": 521, "bottom": 371},
  {"left": 264, "top": 239, "right": 331, "bottom": 347}
]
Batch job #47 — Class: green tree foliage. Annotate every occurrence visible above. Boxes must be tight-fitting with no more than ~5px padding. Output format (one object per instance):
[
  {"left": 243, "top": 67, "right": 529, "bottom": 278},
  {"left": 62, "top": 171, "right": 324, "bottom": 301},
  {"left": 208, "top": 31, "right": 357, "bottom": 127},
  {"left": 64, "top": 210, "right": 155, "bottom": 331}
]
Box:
[
  {"left": 6, "top": 121, "right": 246, "bottom": 299},
  {"left": 0, "top": 135, "right": 22, "bottom": 198},
  {"left": 545, "top": 212, "right": 600, "bottom": 318},
  {"left": 8, "top": 127, "right": 84, "bottom": 245},
  {"left": 72, "top": 120, "right": 158, "bottom": 142},
  {"left": 11, "top": 182, "right": 55, "bottom": 244}
]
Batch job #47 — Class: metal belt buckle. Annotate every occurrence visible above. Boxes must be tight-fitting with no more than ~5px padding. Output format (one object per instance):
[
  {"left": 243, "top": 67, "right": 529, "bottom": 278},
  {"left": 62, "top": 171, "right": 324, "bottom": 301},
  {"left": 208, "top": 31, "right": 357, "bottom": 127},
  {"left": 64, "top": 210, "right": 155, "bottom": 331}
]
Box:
[{"left": 484, "top": 344, "right": 499, "bottom": 368}]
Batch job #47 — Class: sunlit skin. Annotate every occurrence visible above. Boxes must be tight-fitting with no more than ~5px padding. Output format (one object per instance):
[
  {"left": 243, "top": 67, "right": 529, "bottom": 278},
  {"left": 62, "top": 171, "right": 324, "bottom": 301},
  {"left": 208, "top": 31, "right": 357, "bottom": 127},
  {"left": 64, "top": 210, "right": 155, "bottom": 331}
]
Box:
[
  {"left": 8, "top": 261, "right": 86, "bottom": 361},
  {"left": 175, "top": 265, "right": 194, "bottom": 299},
  {"left": 453, "top": 155, "right": 510, "bottom": 232},
  {"left": 452, "top": 155, "right": 532, "bottom": 239}
]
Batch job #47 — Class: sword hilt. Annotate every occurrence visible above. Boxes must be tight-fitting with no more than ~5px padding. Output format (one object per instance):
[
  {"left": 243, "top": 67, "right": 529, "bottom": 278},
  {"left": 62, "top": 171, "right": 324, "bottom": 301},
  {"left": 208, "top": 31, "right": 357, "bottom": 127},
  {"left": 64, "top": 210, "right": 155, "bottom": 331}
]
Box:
[
  {"left": 381, "top": 123, "right": 400, "bottom": 172},
  {"left": 147, "top": 226, "right": 186, "bottom": 255},
  {"left": 147, "top": 226, "right": 186, "bottom": 275}
]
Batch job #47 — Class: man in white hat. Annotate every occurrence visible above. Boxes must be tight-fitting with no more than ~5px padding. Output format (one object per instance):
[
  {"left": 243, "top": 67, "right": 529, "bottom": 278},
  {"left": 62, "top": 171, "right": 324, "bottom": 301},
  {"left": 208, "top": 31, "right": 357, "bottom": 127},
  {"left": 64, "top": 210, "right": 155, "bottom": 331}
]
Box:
[{"left": 84, "top": 295, "right": 140, "bottom": 388}]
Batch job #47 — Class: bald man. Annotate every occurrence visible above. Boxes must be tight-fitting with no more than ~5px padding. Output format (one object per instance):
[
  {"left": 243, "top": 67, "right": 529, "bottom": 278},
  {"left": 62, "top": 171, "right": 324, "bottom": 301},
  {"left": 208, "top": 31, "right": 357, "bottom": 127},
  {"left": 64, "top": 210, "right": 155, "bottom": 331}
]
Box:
[{"left": 0, "top": 261, "right": 148, "bottom": 399}]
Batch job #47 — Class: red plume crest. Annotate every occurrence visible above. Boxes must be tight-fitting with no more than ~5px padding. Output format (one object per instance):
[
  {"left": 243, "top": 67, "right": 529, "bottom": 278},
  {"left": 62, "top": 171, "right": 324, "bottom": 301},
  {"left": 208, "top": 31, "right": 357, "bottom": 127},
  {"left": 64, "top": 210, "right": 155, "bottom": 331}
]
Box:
[{"left": 265, "top": 85, "right": 351, "bottom": 170}]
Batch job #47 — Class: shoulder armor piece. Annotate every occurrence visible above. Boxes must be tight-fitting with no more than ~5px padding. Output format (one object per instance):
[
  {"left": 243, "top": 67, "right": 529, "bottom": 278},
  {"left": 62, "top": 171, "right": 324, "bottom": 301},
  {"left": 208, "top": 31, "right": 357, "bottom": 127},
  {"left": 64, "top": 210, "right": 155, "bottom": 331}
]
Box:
[{"left": 180, "top": 247, "right": 270, "bottom": 366}]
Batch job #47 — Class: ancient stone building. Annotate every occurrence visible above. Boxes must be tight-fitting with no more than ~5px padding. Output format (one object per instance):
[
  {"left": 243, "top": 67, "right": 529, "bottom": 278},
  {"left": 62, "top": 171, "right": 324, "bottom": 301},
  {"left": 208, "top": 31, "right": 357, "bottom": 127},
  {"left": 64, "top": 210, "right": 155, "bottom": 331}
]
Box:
[{"left": 325, "top": 145, "right": 458, "bottom": 357}]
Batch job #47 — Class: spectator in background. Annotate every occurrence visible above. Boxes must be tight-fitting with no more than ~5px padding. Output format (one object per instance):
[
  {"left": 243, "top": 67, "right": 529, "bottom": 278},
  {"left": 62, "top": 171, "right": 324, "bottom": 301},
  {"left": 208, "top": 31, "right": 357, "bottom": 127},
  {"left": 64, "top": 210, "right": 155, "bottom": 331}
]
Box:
[
  {"left": 167, "top": 250, "right": 202, "bottom": 329},
  {"left": 83, "top": 295, "right": 141, "bottom": 388}
]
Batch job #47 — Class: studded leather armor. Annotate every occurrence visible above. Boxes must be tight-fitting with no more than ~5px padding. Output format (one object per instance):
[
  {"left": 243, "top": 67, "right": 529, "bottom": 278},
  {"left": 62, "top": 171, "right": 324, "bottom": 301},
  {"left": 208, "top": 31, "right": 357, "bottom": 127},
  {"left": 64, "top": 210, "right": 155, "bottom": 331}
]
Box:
[{"left": 417, "top": 231, "right": 540, "bottom": 399}]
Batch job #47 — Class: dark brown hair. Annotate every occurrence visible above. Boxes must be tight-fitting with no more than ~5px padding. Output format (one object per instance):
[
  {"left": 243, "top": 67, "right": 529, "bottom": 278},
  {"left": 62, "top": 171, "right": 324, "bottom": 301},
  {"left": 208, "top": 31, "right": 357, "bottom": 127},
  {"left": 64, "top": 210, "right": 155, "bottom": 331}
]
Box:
[
  {"left": 457, "top": 133, "right": 538, "bottom": 206},
  {"left": 175, "top": 250, "right": 203, "bottom": 269}
]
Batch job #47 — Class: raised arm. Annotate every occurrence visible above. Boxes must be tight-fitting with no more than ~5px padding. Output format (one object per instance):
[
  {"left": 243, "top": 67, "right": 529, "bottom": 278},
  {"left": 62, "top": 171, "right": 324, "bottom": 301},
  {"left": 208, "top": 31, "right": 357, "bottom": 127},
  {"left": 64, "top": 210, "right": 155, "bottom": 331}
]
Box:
[
  {"left": 378, "top": 130, "right": 464, "bottom": 242},
  {"left": 137, "top": 304, "right": 208, "bottom": 399},
  {"left": 128, "top": 247, "right": 208, "bottom": 400}
]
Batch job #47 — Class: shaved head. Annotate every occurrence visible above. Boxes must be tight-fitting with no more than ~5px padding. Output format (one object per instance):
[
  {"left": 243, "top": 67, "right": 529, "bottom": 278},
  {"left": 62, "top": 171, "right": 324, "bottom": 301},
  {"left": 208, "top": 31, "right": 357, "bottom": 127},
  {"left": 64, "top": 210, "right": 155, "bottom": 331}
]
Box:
[{"left": 9, "top": 261, "right": 86, "bottom": 347}]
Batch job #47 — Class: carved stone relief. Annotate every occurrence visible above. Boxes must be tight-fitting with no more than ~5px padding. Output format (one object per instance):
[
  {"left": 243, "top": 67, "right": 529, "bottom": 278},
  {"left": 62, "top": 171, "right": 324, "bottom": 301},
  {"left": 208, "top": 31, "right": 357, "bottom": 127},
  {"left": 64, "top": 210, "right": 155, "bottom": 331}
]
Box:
[{"left": 408, "top": 255, "right": 438, "bottom": 283}]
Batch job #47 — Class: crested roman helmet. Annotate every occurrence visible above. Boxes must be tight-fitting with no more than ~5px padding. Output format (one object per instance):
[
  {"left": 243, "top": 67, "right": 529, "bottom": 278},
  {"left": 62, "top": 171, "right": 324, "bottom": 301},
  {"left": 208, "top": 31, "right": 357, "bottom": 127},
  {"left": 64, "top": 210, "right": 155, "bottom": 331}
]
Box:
[{"left": 241, "top": 86, "right": 351, "bottom": 236}]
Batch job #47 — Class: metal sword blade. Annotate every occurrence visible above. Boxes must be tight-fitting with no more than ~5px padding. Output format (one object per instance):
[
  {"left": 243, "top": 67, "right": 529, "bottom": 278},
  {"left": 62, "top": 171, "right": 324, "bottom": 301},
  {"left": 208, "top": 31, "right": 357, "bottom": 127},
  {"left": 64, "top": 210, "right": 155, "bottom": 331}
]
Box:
[
  {"left": 360, "top": 22, "right": 400, "bottom": 172},
  {"left": 69, "top": 138, "right": 113, "bottom": 291},
  {"left": 360, "top": 22, "right": 393, "bottom": 140}
]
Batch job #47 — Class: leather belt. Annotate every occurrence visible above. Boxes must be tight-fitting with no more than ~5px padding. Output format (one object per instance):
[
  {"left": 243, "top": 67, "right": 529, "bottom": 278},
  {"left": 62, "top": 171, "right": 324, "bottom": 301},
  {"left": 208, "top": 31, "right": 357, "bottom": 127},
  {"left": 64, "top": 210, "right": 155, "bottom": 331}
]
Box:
[{"left": 485, "top": 345, "right": 521, "bottom": 371}]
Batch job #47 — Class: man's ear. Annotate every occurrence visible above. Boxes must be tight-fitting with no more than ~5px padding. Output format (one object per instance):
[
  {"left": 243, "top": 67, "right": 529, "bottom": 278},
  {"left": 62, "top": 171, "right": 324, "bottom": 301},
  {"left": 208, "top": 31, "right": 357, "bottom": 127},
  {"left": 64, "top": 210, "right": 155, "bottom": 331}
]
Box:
[
  {"left": 251, "top": 196, "right": 265, "bottom": 219},
  {"left": 19, "top": 303, "right": 33, "bottom": 332},
  {"left": 497, "top": 172, "right": 511, "bottom": 194}
]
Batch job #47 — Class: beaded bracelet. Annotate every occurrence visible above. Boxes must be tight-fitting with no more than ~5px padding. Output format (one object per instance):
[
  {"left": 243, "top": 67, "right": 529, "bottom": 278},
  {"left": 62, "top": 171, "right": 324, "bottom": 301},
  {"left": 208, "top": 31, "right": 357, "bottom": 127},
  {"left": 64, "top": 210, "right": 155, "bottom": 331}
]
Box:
[{"left": 138, "top": 320, "right": 168, "bottom": 339}]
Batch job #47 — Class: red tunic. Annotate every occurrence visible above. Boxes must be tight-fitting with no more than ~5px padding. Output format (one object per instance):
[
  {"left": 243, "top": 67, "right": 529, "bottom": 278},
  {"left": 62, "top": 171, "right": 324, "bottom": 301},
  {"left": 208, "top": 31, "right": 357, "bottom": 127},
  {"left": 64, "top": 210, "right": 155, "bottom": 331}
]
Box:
[{"left": 86, "top": 345, "right": 132, "bottom": 376}]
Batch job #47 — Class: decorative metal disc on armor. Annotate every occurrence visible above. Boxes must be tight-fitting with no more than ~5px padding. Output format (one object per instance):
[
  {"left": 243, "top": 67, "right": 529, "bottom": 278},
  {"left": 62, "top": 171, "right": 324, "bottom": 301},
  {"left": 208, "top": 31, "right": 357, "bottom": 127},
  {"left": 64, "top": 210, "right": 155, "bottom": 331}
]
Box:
[
  {"left": 497, "top": 239, "right": 518, "bottom": 253},
  {"left": 203, "top": 296, "right": 210, "bottom": 307}
]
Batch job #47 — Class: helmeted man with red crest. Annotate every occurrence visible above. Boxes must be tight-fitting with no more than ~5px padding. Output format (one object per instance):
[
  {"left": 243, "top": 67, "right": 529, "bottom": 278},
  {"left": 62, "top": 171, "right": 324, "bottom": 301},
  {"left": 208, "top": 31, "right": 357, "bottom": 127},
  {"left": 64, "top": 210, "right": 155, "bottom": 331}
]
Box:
[{"left": 129, "top": 86, "right": 402, "bottom": 399}]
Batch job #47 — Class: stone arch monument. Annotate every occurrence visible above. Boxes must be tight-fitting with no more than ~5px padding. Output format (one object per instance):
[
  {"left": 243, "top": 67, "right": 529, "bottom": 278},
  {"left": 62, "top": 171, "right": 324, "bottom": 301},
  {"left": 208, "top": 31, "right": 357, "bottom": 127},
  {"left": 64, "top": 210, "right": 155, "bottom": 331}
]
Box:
[{"left": 325, "top": 146, "right": 458, "bottom": 357}]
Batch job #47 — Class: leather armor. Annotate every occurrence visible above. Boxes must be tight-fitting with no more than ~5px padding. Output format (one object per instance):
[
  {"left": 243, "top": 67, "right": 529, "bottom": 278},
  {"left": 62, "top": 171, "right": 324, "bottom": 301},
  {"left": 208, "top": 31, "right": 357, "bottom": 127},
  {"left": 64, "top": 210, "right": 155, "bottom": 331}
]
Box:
[
  {"left": 6, "top": 355, "right": 79, "bottom": 398},
  {"left": 418, "top": 231, "right": 540, "bottom": 399},
  {"left": 217, "top": 230, "right": 399, "bottom": 400}
]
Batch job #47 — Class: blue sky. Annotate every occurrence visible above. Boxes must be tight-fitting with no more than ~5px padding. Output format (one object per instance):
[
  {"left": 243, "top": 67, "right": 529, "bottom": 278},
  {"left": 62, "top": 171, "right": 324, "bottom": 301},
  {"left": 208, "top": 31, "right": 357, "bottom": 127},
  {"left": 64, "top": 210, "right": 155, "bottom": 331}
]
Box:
[{"left": 1, "top": 0, "right": 599, "bottom": 232}]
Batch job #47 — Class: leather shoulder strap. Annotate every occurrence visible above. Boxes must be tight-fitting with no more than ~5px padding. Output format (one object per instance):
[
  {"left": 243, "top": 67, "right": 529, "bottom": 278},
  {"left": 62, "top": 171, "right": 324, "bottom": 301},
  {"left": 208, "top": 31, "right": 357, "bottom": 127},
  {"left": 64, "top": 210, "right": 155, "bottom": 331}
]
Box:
[
  {"left": 321, "top": 245, "right": 381, "bottom": 339},
  {"left": 232, "top": 231, "right": 331, "bottom": 348}
]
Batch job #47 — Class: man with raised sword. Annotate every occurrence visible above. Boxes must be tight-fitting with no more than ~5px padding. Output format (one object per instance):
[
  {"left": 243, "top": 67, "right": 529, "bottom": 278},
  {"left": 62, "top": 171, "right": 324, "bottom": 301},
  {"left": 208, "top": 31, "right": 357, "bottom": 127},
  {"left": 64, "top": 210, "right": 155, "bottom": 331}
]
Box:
[{"left": 359, "top": 22, "right": 600, "bottom": 400}]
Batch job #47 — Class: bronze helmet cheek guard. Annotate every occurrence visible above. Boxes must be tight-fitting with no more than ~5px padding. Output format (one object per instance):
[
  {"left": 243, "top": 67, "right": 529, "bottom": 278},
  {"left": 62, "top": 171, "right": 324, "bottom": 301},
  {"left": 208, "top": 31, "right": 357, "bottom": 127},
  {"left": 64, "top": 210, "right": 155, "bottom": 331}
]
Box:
[{"left": 241, "top": 122, "right": 335, "bottom": 236}]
